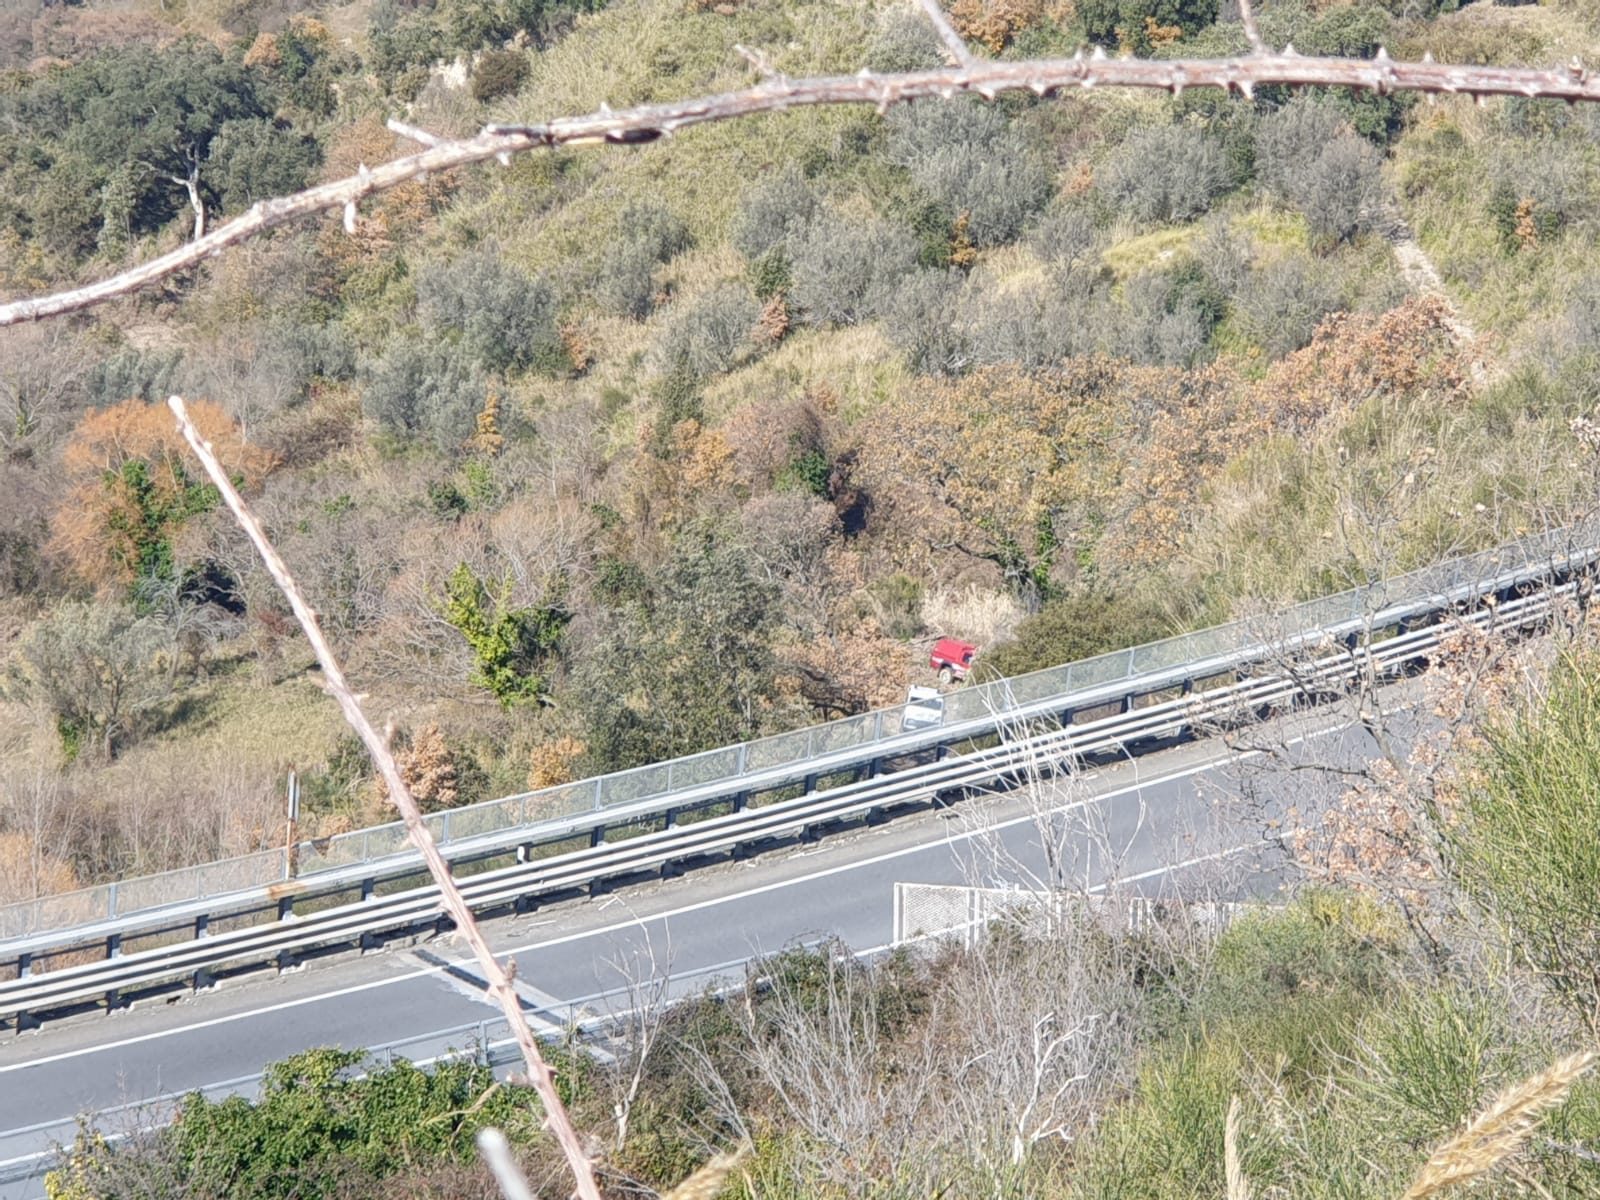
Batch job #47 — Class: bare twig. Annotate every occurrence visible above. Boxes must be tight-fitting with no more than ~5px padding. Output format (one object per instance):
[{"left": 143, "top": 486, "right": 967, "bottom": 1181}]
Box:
[
  {"left": 1236, "top": 0, "right": 1266, "bottom": 53},
  {"left": 477, "top": 1128, "right": 540, "bottom": 1200},
  {"left": 166, "top": 395, "right": 602, "bottom": 1200},
  {"left": 5, "top": 49, "right": 1600, "bottom": 328},
  {"left": 918, "top": 0, "right": 977, "bottom": 70},
  {"left": 1225, "top": 1096, "right": 1252, "bottom": 1200}
]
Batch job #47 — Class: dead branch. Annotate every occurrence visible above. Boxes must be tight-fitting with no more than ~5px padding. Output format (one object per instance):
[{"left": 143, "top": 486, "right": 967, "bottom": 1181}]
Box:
[
  {"left": 6, "top": 43, "right": 1600, "bottom": 327},
  {"left": 166, "top": 395, "right": 602, "bottom": 1200}
]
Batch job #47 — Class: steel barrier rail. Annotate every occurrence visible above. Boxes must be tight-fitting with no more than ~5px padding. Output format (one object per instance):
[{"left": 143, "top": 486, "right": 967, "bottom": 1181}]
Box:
[
  {"left": 0, "top": 549, "right": 1590, "bottom": 987},
  {"left": 0, "top": 580, "right": 1573, "bottom": 1029},
  {"left": 3, "top": 520, "right": 1597, "bottom": 946}
]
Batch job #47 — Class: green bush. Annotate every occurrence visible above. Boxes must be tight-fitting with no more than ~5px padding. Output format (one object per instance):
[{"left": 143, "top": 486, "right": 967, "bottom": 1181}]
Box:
[
  {"left": 4, "top": 600, "right": 175, "bottom": 761},
  {"left": 1097, "top": 123, "right": 1234, "bottom": 225},
  {"left": 1115, "top": 267, "right": 1218, "bottom": 368},
  {"left": 1076, "top": 0, "right": 1220, "bottom": 51},
  {"left": 733, "top": 167, "right": 818, "bottom": 261},
  {"left": 470, "top": 47, "right": 529, "bottom": 102},
  {"left": 169, "top": 1048, "right": 538, "bottom": 1200},
  {"left": 597, "top": 204, "right": 693, "bottom": 319},
  {"left": 442, "top": 562, "right": 568, "bottom": 706},
  {"left": 360, "top": 340, "right": 485, "bottom": 451},
  {"left": 879, "top": 268, "right": 970, "bottom": 374},
  {"left": 1448, "top": 650, "right": 1600, "bottom": 1028},
  {"left": 1232, "top": 253, "right": 1342, "bottom": 358},
  {"left": 864, "top": 7, "right": 946, "bottom": 72},
  {"left": 964, "top": 272, "right": 1102, "bottom": 368},
  {"left": 206, "top": 118, "right": 322, "bottom": 214},
  {"left": 887, "top": 99, "right": 1051, "bottom": 248},
  {"left": 415, "top": 247, "right": 567, "bottom": 375},
  {"left": 572, "top": 526, "right": 792, "bottom": 770},
  {"left": 788, "top": 210, "right": 917, "bottom": 327},
  {"left": 652, "top": 282, "right": 760, "bottom": 377},
  {"left": 1257, "top": 102, "right": 1384, "bottom": 246},
  {"left": 1027, "top": 203, "right": 1101, "bottom": 269},
  {"left": 975, "top": 590, "right": 1170, "bottom": 680}
]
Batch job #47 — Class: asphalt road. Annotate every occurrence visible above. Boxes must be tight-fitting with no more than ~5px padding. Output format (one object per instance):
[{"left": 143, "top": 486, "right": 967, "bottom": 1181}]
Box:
[{"left": 0, "top": 710, "right": 1378, "bottom": 1196}]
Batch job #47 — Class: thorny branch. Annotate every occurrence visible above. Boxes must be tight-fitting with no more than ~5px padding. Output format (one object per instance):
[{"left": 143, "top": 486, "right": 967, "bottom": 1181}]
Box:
[
  {"left": 166, "top": 395, "right": 603, "bottom": 1200},
  {"left": 8, "top": 9, "right": 1600, "bottom": 327}
]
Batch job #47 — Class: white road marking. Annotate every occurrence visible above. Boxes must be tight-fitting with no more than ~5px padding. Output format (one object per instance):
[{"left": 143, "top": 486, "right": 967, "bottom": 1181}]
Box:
[{"left": 0, "top": 725, "right": 1331, "bottom": 1075}]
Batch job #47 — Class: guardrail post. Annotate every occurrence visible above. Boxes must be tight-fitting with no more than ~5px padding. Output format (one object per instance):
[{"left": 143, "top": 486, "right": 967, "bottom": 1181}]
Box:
[
  {"left": 733, "top": 791, "right": 749, "bottom": 813},
  {"left": 441, "top": 812, "right": 452, "bottom": 845},
  {"left": 803, "top": 773, "right": 818, "bottom": 795},
  {"left": 664, "top": 807, "right": 678, "bottom": 828},
  {"left": 17, "top": 951, "right": 31, "bottom": 979},
  {"left": 195, "top": 913, "right": 209, "bottom": 938},
  {"left": 590, "top": 824, "right": 605, "bottom": 848},
  {"left": 107, "top": 933, "right": 121, "bottom": 960},
  {"left": 478, "top": 1021, "right": 489, "bottom": 1067},
  {"left": 278, "top": 896, "right": 294, "bottom": 921},
  {"left": 362, "top": 877, "right": 376, "bottom": 902},
  {"left": 108, "top": 881, "right": 118, "bottom": 919},
  {"left": 737, "top": 743, "right": 747, "bottom": 775},
  {"left": 594, "top": 778, "right": 603, "bottom": 810}
]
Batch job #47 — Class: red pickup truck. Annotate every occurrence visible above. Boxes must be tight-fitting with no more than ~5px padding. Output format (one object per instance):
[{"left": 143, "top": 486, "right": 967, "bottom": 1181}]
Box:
[{"left": 929, "top": 637, "right": 978, "bottom": 684}]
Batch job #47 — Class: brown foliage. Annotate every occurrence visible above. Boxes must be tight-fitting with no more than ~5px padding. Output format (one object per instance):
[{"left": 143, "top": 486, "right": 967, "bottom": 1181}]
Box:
[
  {"left": 950, "top": 0, "right": 1046, "bottom": 52},
  {"left": 784, "top": 619, "right": 911, "bottom": 716},
  {"left": 1260, "top": 295, "right": 1464, "bottom": 436},
  {"left": 755, "top": 294, "right": 790, "bottom": 345},
  {"left": 0, "top": 830, "right": 79, "bottom": 905},
  {"left": 723, "top": 392, "right": 833, "bottom": 491},
  {"left": 527, "top": 735, "right": 587, "bottom": 790},
  {"left": 243, "top": 32, "right": 281, "bottom": 69},
  {"left": 855, "top": 359, "right": 1129, "bottom": 590},
  {"left": 48, "top": 398, "right": 274, "bottom": 591},
  {"left": 386, "top": 724, "right": 463, "bottom": 814}
]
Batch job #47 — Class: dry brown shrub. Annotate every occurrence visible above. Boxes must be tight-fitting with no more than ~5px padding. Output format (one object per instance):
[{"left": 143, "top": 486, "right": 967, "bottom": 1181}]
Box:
[
  {"left": 242, "top": 32, "right": 281, "bottom": 68},
  {"left": 0, "top": 830, "right": 79, "bottom": 904},
  {"left": 381, "top": 724, "right": 464, "bottom": 814},
  {"left": 527, "top": 735, "right": 587, "bottom": 790},
  {"left": 950, "top": 0, "right": 1046, "bottom": 52},
  {"left": 1260, "top": 295, "right": 1464, "bottom": 437},
  {"left": 48, "top": 398, "right": 275, "bottom": 591},
  {"left": 784, "top": 619, "right": 911, "bottom": 717},
  {"left": 722, "top": 393, "right": 831, "bottom": 491},
  {"left": 754, "top": 294, "right": 790, "bottom": 346}
]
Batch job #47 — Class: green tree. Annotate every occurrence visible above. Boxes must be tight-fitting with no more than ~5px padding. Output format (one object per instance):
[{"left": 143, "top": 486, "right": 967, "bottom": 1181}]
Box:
[
  {"left": 441, "top": 563, "right": 568, "bottom": 706},
  {"left": 4, "top": 600, "right": 174, "bottom": 761},
  {"left": 573, "top": 528, "right": 793, "bottom": 770},
  {"left": 0, "top": 41, "right": 299, "bottom": 255}
]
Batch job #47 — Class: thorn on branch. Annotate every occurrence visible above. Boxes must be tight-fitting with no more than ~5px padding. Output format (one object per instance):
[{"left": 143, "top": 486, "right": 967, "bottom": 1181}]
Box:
[
  {"left": 734, "top": 42, "right": 779, "bottom": 78},
  {"left": 917, "top": 0, "right": 977, "bottom": 71},
  {"left": 386, "top": 118, "right": 446, "bottom": 148}
]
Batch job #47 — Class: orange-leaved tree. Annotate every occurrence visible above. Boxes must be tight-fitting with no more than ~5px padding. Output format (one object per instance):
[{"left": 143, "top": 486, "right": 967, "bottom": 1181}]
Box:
[{"left": 49, "top": 397, "right": 274, "bottom": 596}]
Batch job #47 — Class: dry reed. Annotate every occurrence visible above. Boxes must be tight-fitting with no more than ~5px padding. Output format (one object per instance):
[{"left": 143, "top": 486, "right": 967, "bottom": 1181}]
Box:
[{"left": 1398, "top": 1051, "right": 1595, "bottom": 1200}]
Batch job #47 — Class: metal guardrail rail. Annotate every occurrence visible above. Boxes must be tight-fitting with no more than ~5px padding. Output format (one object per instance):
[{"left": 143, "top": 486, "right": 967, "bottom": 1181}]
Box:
[
  {"left": 0, "top": 568, "right": 1588, "bottom": 1029},
  {"left": 3, "top": 519, "right": 1596, "bottom": 946}
]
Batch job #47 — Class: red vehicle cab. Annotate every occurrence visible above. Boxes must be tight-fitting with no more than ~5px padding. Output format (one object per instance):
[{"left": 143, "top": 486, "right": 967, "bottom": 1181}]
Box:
[{"left": 930, "top": 637, "right": 978, "bottom": 684}]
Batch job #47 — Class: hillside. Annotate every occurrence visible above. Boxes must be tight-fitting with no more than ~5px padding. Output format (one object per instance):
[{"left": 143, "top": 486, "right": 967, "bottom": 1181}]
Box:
[{"left": 7, "top": 0, "right": 1600, "bottom": 1188}]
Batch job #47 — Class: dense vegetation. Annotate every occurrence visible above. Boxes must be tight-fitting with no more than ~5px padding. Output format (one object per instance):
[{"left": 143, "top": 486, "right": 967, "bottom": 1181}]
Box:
[
  {"left": 8, "top": 0, "right": 1600, "bottom": 1195},
  {"left": 8, "top": 0, "right": 1599, "bottom": 903}
]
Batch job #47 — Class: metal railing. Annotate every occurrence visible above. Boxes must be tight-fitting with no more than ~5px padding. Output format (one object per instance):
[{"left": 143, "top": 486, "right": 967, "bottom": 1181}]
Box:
[{"left": 2, "top": 516, "right": 1596, "bottom": 944}]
